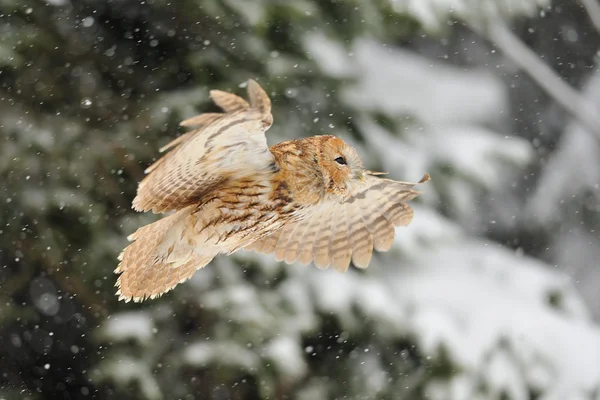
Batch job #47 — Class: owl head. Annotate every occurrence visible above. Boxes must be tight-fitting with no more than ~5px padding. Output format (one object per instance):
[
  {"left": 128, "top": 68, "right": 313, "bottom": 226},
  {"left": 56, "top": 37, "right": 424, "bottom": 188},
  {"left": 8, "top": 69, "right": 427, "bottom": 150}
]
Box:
[{"left": 317, "top": 135, "right": 366, "bottom": 199}]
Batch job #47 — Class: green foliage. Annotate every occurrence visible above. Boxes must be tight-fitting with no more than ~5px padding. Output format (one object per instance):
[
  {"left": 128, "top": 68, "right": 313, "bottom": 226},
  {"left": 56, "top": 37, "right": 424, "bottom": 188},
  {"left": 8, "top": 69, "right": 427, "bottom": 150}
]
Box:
[
  {"left": 0, "top": 1, "right": 427, "bottom": 399},
  {"left": 2, "top": 1, "right": 595, "bottom": 400}
]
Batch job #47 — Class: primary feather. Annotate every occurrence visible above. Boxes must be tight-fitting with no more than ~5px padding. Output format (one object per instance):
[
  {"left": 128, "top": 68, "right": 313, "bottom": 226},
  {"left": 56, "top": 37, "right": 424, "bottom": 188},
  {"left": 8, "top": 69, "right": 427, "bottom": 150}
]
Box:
[
  {"left": 133, "top": 80, "right": 274, "bottom": 214},
  {"left": 116, "top": 79, "right": 429, "bottom": 302}
]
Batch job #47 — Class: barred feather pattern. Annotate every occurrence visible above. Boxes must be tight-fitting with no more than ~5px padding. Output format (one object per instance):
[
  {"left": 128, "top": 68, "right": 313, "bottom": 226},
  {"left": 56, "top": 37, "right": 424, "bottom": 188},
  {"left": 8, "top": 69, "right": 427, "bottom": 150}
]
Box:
[
  {"left": 115, "top": 207, "right": 209, "bottom": 301},
  {"left": 116, "top": 79, "right": 429, "bottom": 302},
  {"left": 245, "top": 177, "right": 421, "bottom": 272},
  {"left": 116, "top": 176, "right": 295, "bottom": 302},
  {"left": 132, "top": 80, "right": 274, "bottom": 214}
]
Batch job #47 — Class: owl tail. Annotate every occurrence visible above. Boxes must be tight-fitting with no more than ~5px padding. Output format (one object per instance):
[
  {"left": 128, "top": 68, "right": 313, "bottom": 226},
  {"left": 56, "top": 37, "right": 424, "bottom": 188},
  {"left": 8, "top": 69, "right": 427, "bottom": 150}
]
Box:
[{"left": 115, "top": 207, "right": 216, "bottom": 302}]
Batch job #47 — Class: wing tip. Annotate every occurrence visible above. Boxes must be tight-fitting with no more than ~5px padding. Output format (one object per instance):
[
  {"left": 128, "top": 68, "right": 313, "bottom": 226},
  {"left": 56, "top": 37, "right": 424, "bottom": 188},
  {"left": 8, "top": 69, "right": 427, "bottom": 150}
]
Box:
[
  {"left": 115, "top": 279, "right": 177, "bottom": 303},
  {"left": 114, "top": 273, "right": 167, "bottom": 303},
  {"left": 246, "top": 78, "right": 272, "bottom": 116},
  {"left": 209, "top": 89, "right": 250, "bottom": 113},
  {"left": 418, "top": 173, "right": 431, "bottom": 184},
  {"left": 246, "top": 78, "right": 260, "bottom": 91},
  {"left": 333, "top": 261, "right": 351, "bottom": 273},
  {"left": 131, "top": 197, "right": 147, "bottom": 213},
  {"left": 351, "top": 256, "right": 371, "bottom": 269}
]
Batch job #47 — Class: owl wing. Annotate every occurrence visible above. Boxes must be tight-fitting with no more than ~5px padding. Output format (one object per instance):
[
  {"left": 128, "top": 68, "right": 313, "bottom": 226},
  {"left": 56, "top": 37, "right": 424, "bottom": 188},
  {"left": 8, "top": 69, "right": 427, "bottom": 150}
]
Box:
[
  {"left": 133, "top": 79, "right": 276, "bottom": 213},
  {"left": 245, "top": 174, "right": 429, "bottom": 272}
]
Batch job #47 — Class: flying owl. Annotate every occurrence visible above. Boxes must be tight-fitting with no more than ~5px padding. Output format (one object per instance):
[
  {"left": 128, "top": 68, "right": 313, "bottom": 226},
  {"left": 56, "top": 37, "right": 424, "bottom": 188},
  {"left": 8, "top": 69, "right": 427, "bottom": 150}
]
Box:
[{"left": 116, "top": 79, "right": 429, "bottom": 302}]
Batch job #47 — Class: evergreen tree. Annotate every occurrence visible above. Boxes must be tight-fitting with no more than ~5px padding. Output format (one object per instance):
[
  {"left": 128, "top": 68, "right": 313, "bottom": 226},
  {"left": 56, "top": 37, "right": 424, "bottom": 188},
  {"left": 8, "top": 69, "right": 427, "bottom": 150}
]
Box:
[{"left": 2, "top": 1, "right": 600, "bottom": 399}]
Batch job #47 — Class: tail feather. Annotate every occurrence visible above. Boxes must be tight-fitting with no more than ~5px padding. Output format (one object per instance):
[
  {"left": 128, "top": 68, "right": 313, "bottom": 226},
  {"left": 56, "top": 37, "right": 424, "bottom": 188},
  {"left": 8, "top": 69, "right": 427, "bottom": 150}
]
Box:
[{"left": 115, "top": 208, "right": 215, "bottom": 302}]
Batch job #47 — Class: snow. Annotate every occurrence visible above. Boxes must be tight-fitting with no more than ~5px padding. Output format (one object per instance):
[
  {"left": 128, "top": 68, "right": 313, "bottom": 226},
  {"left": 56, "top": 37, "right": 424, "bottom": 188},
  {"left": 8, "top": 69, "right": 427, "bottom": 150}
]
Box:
[
  {"left": 263, "top": 335, "right": 308, "bottom": 381},
  {"left": 29, "top": 277, "right": 60, "bottom": 316},
  {"left": 273, "top": 36, "right": 600, "bottom": 394},
  {"left": 91, "top": 356, "right": 161, "bottom": 400},
  {"left": 276, "top": 278, "right": 320, "bottom": 334},
  {"left": 528, "top": 69, "right": 600, "bottom": 224},
  {"left": 296, "top": 382, "right": 329, "bottom": 400},
  {"left": 86, "top": 6, "right": 600, "bottom": 399},
  {"left": 357, "top": 117, "right": 532, "bottom": 190},
  {"left": 294, "top": 31, "right": 600, "bottom": 399},
  {"left": 350, "top": 352, "right": 388, "bottom": 396},
  {"left": 183, "top": 341, "right": 260, "bottom": 371},
  {"left": 305, "top": 35, "right": 507, "bottom": 126},
  {"left": 100, "top": 312, "right": 154, "bottom": 344},
  {"left": 527, "top": 67, "right": 600, "bottom": 319},
  {"left": 420, "top": 242, "right": 600, "bottom": 398},
  {"left": 202, "top": 283, "right": 278, "bottom": 330},
  {"left": 303, "top": 33, "right": 355, "bottom": 79},
  {"left": 304, "top": 23, "right": 536, "bottom": 225},
  {"left": 392, "top": 205, "right": 462, "bottom": 255},
  {"left": 223, "top": 0, "right": 267, "bottom": 26},
  {"left": 346, "top": 40, "right": 507, "bottom": 126},
  {"left": 304, "top": 240, "right": 600, "bottom": 399},
  {"left": 306, "top": 35, "right": 534, "bottom": 225},
  {"left": 389, "top": 0, "right": 550, "bottom": 31}
]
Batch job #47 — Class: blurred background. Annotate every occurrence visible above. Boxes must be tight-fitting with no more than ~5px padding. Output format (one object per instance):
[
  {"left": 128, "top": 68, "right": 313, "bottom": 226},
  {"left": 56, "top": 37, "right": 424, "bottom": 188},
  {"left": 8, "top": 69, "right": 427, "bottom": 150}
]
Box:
[{"left": 2, "top": 0, "right": 600, "bottom": 399}]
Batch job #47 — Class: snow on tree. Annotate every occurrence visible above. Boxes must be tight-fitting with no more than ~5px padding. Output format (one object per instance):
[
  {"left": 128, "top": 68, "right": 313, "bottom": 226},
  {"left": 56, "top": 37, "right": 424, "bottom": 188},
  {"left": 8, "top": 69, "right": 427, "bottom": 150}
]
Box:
[{"left": 2, "top": 0, "right": 600, "bottom": 399}]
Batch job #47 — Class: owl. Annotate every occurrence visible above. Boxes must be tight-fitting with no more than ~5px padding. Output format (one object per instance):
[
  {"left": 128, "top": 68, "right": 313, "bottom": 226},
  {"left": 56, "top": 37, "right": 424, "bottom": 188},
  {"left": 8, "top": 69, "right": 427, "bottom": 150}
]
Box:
[{"left": 116, "top": 79, "right": 429, "bottom": 302}]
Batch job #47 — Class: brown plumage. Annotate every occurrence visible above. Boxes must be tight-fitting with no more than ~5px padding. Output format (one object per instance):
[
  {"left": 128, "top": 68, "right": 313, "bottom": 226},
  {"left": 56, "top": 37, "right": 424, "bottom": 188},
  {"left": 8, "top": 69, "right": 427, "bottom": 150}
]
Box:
[{"left": 116, "top": 79, "right": 430, "bottom": 302}]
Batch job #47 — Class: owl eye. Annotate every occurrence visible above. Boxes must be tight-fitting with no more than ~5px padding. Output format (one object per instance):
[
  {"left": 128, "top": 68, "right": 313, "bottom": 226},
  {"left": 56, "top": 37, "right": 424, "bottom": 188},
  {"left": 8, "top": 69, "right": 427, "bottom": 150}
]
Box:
[{"left": 334, "top": 156, "right": 347, "bottom": 165}]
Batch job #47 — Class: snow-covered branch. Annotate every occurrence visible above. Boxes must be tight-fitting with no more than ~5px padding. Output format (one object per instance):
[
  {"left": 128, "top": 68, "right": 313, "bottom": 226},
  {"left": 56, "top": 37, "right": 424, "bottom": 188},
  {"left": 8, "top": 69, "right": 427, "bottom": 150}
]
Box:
[
  {"left": 481, "top": 20, "right": 600, "bottom": 141},
  {"left": 581, "top": 0, "right": 600, "bottom": 34}
]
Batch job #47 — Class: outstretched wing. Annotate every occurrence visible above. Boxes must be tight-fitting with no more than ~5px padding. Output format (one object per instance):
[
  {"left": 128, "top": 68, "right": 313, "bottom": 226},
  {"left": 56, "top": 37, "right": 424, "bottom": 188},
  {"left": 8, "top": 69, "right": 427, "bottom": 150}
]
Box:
[
  {"left": 245, "top": 174, "right": 429, "bottom": 272},
  {"left": 133, "top": 79, "right": 275, "bottom": 213}
]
